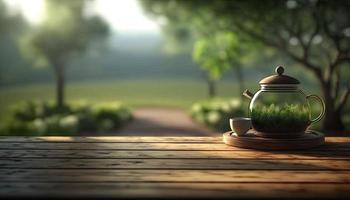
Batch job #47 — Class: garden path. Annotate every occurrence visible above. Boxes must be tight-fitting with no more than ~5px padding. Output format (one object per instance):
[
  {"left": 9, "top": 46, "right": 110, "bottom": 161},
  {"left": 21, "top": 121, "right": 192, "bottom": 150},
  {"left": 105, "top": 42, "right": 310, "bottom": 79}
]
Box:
[
  {"left": 117, "top": 107, "right": 217, "bottom": 136},
  {"left": 81, "top": 107, "right": 217, "bottom": 136}
]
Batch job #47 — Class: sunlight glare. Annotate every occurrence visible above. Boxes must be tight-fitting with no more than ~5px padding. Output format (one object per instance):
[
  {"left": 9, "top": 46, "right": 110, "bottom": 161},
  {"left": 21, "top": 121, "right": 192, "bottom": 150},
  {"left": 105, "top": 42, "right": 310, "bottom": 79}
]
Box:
[
  {"left": 94, "top": 0, "right": 159, "bottom": 33},
  {"left": 4, "top": 0, "right": 159, "bottom": 33},
  {"left": 4, "top": 0, "right": 44, "bottom": 24}
]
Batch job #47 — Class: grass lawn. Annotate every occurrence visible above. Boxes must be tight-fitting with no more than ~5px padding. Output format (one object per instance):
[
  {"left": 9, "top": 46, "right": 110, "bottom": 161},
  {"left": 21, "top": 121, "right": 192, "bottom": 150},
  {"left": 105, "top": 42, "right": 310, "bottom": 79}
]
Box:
[{"left": 0, "top": 79, "right": 249, "bottom": 120}]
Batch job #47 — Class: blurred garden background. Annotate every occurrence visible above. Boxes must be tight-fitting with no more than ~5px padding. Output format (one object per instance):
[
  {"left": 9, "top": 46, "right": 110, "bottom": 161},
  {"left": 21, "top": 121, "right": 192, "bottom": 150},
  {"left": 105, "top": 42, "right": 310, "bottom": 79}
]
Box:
[{"left": 0, "top": 0, "right": 349, "bottom": 136}]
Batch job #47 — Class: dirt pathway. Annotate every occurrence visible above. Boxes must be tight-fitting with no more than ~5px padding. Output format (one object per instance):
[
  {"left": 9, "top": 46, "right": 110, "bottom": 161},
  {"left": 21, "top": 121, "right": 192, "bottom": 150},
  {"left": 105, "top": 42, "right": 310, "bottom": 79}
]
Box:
[{"left": 115, "top": 107, "right": 217, "bottom": 136}]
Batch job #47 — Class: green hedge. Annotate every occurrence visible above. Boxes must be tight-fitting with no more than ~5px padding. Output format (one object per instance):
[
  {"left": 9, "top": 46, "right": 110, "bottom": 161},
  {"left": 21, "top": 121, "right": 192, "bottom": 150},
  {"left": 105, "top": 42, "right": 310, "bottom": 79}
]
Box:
[
  {"left": 191, "top": 98, "right": 350, "bottom": 132},
  {"left": 191, "top": 98, "right": 247, "bottom": 132},
  {"left": 0, "top": 101, "right": 132, "bottom": 136}
]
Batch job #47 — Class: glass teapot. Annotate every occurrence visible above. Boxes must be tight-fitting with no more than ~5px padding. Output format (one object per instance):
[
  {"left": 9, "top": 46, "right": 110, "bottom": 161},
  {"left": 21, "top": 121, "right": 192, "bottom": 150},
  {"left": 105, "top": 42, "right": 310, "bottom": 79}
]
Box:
[{"left": 243, "top": 66, "right": 325, "bottom": 138}]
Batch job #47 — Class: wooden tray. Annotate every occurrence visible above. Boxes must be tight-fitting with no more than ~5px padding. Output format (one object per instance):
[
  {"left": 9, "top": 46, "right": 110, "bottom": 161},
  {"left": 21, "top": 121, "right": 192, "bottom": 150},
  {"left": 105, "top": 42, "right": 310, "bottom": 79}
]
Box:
[{"left": 223, "top": 130, "right": 325, "bottom": 150}]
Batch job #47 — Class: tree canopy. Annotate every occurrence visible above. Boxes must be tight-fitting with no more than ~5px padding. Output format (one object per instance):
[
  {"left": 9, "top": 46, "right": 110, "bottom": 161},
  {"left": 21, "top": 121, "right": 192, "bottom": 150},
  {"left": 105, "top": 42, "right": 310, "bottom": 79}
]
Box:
[
  {"left": 141, "top": 0, "right": 350, "bottom": 130},
  {"left": 20, "top": 0, "right": 109, "bottom": 109},
  {"left": 193, "top": 32, "right": 239, "bottom": 81},
  {"left": 0, "top": 0, "right": 25, "bottom": 35},
  {"left": 20, "top": 0, "right": 109, "bottom": 68}
]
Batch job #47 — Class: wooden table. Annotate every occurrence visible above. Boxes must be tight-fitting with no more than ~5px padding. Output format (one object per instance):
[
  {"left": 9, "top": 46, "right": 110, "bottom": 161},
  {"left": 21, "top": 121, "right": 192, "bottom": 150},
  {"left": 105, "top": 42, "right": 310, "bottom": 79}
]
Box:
[{"left": 0, "top": 136, "right": 349, "bottom": 199}]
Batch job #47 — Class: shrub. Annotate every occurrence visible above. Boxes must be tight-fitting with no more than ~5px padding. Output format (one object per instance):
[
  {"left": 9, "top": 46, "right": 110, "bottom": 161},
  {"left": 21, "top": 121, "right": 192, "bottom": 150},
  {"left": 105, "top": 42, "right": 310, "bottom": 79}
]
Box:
[
  {"left": 0, "top": 118, "right": 37, "bottom": 135},
  {"left": 11, "top": 101, "right": 70, "bottom": 121},
  {"left": 191, "top": 98, "right": 247, "bottom": 132},
  {"left": 0, "top": 101, "right": 132, "bottom": 136},
  {"left": 92, "top": 102, "right": 132, "bottom": 132}
]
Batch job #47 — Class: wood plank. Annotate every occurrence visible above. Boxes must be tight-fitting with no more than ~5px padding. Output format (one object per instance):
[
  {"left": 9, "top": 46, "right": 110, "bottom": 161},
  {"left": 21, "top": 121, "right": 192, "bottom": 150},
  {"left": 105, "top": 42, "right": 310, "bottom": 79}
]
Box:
[
  {"left": 0, "top": 136, "right": 348, "bottom": 143},
  {"left": 0, "top": 136, "right": 222, "bottom": 143},
  {"left": 1, "top": 141, "right": 349, "bottom": 150},
  {"left": 0, "top": 158, "right": 349, "bottom": 170},
  {"left": 0, "top": 142, "right": 236, "bottom": 150},
  {"left": 1, "top": 169, "right": 350, "bottom": 183},
  {"left": 0, "top": 182, "right": 348, "bottom": 198},
  {"left": 1, "top": 149, "right": 349, "bottom": 159}
]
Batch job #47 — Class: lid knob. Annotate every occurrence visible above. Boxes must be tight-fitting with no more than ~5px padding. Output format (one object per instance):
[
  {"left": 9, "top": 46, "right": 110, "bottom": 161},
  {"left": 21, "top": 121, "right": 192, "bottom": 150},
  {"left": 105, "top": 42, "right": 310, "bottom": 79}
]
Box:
[{"left": 275, "top": 66, "right": 284, "bottom": 75}]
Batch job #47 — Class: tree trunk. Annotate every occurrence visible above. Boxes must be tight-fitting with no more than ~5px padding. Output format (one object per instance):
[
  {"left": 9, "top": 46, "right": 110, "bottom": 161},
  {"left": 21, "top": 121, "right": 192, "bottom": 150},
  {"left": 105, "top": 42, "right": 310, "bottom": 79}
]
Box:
[
  {"left": 323, "top": 108, "right": 344, "bottom": 131},
  {"left": 53, "top": 64, "right": 65, "bottom": 110},
  {"left": 207, "top": 79, "right": 216, "bottom": 98},
  {"left": 321, "top": 82, "right": 344, "bottom": 130}
]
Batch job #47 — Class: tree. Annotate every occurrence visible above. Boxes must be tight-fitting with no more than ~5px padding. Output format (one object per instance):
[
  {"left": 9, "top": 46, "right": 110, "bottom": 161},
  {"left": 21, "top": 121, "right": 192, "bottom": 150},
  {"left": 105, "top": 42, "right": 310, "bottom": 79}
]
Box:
[
  {"left": 0, "top": 0, "right": 25, "bottom": 34},
  {"left": 20, "top": 0, "right": 109, "bottom": 110},
  {"left": 141, "top": 0, "right": 350, "bottom": 131},
  {"left": 141, "top": 1, "right": 247, "bottom": 98},
  {"left": 0, "top": 0, "right": 12, "bottom": 34},
  {"left": 193, "top": 32, "right": 244, "bottom": 97},
  {"left": 0, "top": 0, "right": 28, "bottom": 84}
]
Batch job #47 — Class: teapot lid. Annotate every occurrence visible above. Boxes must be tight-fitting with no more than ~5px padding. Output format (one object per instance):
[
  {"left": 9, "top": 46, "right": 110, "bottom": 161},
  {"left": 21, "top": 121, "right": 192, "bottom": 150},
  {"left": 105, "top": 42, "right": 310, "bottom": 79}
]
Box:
[{"left": 259, "top": 66, "right": 300, "bottom": 85}]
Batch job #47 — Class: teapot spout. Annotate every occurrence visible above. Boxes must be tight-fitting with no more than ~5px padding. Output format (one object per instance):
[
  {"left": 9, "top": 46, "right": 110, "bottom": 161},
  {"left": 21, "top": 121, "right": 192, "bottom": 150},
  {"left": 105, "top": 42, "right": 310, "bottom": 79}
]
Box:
[{"left": 243, "top": 89, "right": 254, "bottom": 100}]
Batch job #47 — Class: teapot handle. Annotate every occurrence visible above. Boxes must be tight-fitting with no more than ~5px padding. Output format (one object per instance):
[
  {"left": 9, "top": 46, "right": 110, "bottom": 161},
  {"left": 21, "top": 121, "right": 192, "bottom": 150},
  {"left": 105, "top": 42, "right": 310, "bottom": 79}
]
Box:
[{"left": 306, "top": 94, "right": 325, "bottom": 124}]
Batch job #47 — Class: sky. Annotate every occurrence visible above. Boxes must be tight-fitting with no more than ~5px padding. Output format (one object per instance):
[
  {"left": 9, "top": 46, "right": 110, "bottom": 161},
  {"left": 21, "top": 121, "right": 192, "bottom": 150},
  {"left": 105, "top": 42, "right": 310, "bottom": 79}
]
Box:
[{"left": 4, "top": 0, "right": 160, "bottom": 33}]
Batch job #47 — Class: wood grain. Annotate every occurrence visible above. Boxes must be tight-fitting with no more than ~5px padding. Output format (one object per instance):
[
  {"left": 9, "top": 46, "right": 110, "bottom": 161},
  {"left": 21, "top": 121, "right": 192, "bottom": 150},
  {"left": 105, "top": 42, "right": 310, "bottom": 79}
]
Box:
[
  {"left": 1, "top": 141, "right": 349, "bottom": 150},
  {"left": 1, "top": 169, "right": 350, "bottom": 183},
  {"left": 0, "top": 136, "right": 349, "bottom": 199},
  {"left": 0, "top": 136, "right": 348, "bottom": 143},
  {"left": 0, "top": 136, "right": 222, "bottom": 143},
  {"left": 1, "top": 158, "right": 349, "bottom": 170},
  {"left": 1, "top": 149, "right": 349, "bottom": 159},
  {"left": 0, "top": 182, "right": 349, "bottom": 198}
]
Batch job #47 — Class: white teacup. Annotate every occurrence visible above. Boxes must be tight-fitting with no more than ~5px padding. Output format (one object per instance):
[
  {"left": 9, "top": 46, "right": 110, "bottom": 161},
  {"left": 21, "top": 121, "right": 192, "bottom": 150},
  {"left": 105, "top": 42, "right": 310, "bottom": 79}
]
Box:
[{"left": 229, "top": 117, "right": 252, "bottom": 136}]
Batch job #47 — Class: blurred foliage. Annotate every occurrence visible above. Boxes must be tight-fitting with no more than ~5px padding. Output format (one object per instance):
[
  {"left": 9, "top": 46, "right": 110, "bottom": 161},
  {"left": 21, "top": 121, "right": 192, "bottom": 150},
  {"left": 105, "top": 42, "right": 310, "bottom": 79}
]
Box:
[
  {"left": 20, "top": 0, "right": 109, "bottom": 67},
  {"left": 0, "top": 0, "right": 26, "bottom": 34},
  {"left": 140, "top": 0, "right": 196, "bottom": 54},
  {"left": 0, "top": 101, "right": 132, "bottom": 136},
  {"left": 193, "top": 31, "right": 250, "bottom": 95},
  {"left": 0, "top": 79, "right": 249, "bottom": 121},
  {"left": 0, "top": 0, "right": 32, "bottom": 84},
  {"left": 1, "top": 34, "right": 208, "bottom": 85},
  {"left": 161, "top": 21, "right": 196, "bottom": 55},
  {"left": 141, "top": 0, "right": 350, "bottom": 131},
  {"left": 19, "top": 0, "right": 109, "bottom": 109},
  {"left": 189, "top": 96, "right": 342, "bottom": 133},
  {"left": 193, "top": 32, "right": 239, "bottom": 81},
  {"left": 0, "top": 0, "right": 348, "bottom": 135},
  {"left": 141, "top": 0, "right": 350, "bottom": 70},
  {"left": 191, "top": 98, "right": 247, "bottom": 132}
]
